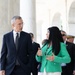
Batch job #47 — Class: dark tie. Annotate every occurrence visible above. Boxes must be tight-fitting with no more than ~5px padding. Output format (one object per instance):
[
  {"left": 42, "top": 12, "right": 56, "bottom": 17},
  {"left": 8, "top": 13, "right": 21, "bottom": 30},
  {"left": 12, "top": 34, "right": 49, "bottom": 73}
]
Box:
[
  {"left": 15, "top": 33, "right": 20, "bottom": 65},
  {"left": 15, "top": 33, "right": 19, "bottom": 50}
]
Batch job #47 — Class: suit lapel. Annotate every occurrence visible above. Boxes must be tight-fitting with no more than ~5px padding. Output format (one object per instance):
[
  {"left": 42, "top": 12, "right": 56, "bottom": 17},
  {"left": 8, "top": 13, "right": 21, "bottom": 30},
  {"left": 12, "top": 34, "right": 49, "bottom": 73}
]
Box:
[
  {"left": 18, "top": 31, "right": 24, "bottom": 51},
  {"left": 42, "top": 44, "right": 52, "bottom": 55},
  {"left": 46, "top": 46, "right": 52, "bottom": 54}
]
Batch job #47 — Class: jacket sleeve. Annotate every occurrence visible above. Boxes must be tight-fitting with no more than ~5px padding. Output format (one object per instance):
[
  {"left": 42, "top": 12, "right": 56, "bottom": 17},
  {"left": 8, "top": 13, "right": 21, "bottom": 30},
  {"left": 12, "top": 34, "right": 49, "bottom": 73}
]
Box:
[
  {"left": 26, "top": 34, "right": 33, "bottom": 68},
  {"left": 36, "top": 55, "right": 42, "bottom": 62},
  {"left": 1, "top": 35, "right": 7, "bottom": 70},
  {"left": 53, "top": 43, "right": 71, "bottom": 63}
]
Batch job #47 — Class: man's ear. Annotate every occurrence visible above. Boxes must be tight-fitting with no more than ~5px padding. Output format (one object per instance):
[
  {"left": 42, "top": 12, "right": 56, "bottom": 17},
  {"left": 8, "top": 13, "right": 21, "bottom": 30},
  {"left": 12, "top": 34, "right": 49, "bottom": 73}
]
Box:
[{"left": 12, "top": 24, "right": 14, "bottom": 28}]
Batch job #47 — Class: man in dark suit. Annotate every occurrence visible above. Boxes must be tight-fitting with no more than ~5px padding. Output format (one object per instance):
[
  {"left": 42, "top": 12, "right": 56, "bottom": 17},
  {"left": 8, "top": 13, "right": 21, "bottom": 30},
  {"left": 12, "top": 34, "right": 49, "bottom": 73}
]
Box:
[
  {"left": 1, "top": 16, "right": 33, "bottom": 75},
  {"left": 29, "top": 33, "right": 40, "bottom": 75},
  {"left": 61, "top": 30, "right": 75, "bottom": 75}
]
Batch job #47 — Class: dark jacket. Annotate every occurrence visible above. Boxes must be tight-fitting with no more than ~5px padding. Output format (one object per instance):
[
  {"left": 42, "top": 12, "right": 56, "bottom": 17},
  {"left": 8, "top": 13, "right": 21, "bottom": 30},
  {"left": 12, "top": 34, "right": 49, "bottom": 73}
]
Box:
[
  {"left": 62, "top": 41, "right": 75, "bottom": 75},
  {"left": 1, "top": 31, "right": 33, "bottom": 75},
  {"left": 31, "top": 42, "right": 40, "bottom": 75}
]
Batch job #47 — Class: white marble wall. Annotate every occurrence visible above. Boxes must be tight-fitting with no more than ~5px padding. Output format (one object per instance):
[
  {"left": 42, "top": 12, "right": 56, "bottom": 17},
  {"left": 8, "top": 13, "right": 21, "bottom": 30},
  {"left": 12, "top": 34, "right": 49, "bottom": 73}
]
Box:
[{"left": 0, "top": 0, "right": 20, "bottom": 53}]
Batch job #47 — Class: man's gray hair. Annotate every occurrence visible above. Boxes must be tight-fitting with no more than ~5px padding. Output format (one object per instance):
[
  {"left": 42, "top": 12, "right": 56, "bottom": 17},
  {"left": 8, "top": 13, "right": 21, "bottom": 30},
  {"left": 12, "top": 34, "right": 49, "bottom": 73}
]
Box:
[{"left": 11, "top": 16, "right": 22, "bottom": 25}]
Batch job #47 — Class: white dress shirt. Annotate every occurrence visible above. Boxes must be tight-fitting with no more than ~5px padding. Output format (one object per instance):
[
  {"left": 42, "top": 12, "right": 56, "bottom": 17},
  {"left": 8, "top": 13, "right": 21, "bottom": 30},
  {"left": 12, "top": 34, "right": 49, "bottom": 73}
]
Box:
[
  {"left": 61, "top": 41, "right": 66, "bottom": 66},
  {"left": 13, "top": 31, "right": 21, "bottom": 65},
  {"left": 13, "top": 30, "right": 20, "bottom": 44}
]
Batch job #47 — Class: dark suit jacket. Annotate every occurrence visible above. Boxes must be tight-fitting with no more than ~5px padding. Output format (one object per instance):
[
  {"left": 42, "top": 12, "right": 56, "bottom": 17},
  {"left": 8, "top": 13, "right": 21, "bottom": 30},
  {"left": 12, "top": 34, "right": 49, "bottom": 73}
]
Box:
[
  {"left": 1, "top": 31, "right": 33, "bottom": 75},
  {"left": 31, "top": 42, "right": 40, "bottom": 68},
  {"left": 31, "top": 42, "right": 40, "bottom": 75},
  {"left": 62, "top": 41, "right": 75, "bottom": 75}
]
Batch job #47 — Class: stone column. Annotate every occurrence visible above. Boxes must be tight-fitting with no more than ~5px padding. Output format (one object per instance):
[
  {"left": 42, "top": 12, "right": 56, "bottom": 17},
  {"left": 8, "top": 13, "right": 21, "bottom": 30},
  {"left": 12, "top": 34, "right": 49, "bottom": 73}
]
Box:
[
  {"left": 8, "top": 0, "right": 20, "bottom": 27},
  {"left": 20, "top": 0, "right": 36, "bottom": 39},
  {"left": 0, "top": 0, "right": 20, "bottom": 52}
]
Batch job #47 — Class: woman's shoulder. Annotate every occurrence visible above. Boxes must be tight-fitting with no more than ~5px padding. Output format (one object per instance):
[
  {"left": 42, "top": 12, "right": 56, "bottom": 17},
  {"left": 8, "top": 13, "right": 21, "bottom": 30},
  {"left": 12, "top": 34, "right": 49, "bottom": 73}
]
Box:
[{"left": 60, "top": 42, "right": 66, "bottom": 46}]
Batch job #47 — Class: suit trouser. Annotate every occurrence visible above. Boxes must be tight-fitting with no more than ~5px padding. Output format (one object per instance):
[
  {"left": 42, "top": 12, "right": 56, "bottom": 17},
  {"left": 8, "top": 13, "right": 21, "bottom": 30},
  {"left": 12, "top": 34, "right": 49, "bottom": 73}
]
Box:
[
  {"left": 61, "top": 67, "right": 67, "bottom": 75},
  {"left": 62, "top": 66, "right": 73, "bottom": 75},
  {"left": 31, "top": 67, "right": 38, "bottom": 75},
  {"left": 10, "top": 65, "right": 30, "bottom": 75}
]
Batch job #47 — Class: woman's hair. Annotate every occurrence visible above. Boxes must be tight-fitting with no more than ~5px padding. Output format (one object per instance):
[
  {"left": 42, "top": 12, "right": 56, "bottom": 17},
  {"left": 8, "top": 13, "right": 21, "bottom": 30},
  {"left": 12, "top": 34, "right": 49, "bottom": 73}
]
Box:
[
  {"left": 47, "top": 26, "right": 64, "bottom": 55},
  {"left": 42, "top": 39, "right": 48, "bottom": 45}
]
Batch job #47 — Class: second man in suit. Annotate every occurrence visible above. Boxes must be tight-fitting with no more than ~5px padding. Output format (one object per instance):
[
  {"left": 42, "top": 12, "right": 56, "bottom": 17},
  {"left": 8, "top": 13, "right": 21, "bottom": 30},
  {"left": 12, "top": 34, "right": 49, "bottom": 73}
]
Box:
[
  {"left": 61, "top": 30, "right": 75, "bottom": 75},
  {"left": 29, "top": 33, "right": 40, "bottom": 75}
]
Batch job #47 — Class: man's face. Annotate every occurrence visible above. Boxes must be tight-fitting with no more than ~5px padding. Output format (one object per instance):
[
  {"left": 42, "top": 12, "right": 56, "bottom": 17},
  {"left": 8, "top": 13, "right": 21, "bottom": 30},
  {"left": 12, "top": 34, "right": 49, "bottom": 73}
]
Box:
[
  {"left": 61, "top": 31, "right": 67, "bottom": 41},
  {"left": 32, "top": 37, "right": 34, "bottom": 42},
  {"left": 67, "top": 38, "right": 74, "bottom": 43},
  {"left": 12, "top": 19, "right": 23, "bottom": 32}
]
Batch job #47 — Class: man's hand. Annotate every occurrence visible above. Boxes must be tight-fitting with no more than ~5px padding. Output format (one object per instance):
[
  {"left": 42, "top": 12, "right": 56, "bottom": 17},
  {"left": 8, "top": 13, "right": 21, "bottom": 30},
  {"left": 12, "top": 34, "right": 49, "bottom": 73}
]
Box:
[
  {"left": 73, "top": 70, "right": 75, "bottom": 75},
  {"left": 0, "top": 70, "right": 5, "bottom": 75}
]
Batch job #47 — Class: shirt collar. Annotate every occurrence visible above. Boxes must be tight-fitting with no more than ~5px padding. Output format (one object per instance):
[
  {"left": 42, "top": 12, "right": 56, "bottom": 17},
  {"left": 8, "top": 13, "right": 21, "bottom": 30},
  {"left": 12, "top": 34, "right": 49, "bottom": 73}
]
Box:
[{"left": 13, "top": 30, "right": 20, "bottom": 37}]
